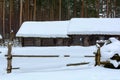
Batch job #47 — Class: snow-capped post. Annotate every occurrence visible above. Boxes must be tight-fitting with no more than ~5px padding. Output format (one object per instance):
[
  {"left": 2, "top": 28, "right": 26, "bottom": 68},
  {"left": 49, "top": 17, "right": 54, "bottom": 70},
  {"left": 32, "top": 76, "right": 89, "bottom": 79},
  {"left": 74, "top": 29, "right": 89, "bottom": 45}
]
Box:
[
  {"left": 7, "top": 42, "right": 12, "bottom": 73},
  {"left": 95, "top": 47, "right": 101, "bottom": 66},
  {"left": 6, "top": 30, "right": 14, "bottom": 73},
  {"left": 95, "top": 40, "right": 105, "bottom": 66}
]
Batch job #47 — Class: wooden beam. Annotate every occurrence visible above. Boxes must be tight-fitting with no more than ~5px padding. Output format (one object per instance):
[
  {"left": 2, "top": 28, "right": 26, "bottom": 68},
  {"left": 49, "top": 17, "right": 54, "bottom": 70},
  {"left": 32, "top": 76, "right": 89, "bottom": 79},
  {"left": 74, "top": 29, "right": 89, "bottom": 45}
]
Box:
[
  {"left": 12, "top": 67, "right": 20, "bottom": 70},
  {"left": 5, "top": 55, "right": 59, "bottom": 58},
  {"left": 5, "top": 54, "right": 71, "bottom": 58},
  {"left": 84, "top": 55, "right": 95, "bottom": 57},
  {"left": 66, "top": 62, "right": 89, "bottom": 66},
  {"left": 100, "top": 61, "right": 110, "bottom": 65}
]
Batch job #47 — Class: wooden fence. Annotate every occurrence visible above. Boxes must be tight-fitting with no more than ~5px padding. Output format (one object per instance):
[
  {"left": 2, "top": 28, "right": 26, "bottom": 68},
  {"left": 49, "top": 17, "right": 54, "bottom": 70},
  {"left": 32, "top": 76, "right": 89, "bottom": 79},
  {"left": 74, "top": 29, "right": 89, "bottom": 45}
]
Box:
[
  {"left": 5, "top": 31, "right": 106, "bottom": 73},
  {"left": 5, "top": 42, "right": 104, "bottom": 73}
]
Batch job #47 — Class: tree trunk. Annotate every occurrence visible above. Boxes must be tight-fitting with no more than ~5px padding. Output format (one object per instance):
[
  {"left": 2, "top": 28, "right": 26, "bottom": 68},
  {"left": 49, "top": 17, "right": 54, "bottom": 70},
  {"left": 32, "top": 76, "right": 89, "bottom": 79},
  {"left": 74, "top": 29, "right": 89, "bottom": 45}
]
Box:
[
  {"left": 2, "top": 0, "right": 5, "bottom": 38},
  {"left": 29, "top": 0, "right": 33, "bottom": 20},
  {"left": 24, "top": 0, "right": 29, "bottom": 21},
  {"left": 67, "top": 0, "right": 70, "bottom": 19},
  {"left": 33, "top": 0, "right": 36, "bottom": 20},
  {"left": 106, "top": 0, "right": 109, "bottom": 17},
  {"left": 19, "top": 0, "right": 23, "bottom": 26},
  {"left": 96, "top": 0, "right": 100, "bottom": 17},
  {"left": 9, "top": 0, "right": 13, "bottom": 32},
  {"left": 74, "top": 0, "right": 77, "bottom": 17},
  {"left": 49, "top": 0, "right": 54, "bottom": 20},
  {"left": 81, "top": 0, "right": 84, "bottom": 17},
  {"left": 59, "top": 0, "right": 61, "bottom": 20}
]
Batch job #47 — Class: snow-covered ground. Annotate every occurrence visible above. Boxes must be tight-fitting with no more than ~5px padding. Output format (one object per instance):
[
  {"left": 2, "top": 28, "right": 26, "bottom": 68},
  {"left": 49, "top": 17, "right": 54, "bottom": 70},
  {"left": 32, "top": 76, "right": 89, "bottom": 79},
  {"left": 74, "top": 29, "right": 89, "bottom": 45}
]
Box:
[{"left": 0, "top": 45, "right": 120, "bottom": 80}]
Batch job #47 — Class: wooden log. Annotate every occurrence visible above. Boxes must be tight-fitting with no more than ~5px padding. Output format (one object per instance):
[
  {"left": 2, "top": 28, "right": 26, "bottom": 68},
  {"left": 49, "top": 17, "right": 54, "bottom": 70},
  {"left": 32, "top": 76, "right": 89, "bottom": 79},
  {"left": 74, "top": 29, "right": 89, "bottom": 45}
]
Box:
[
  {"left": 12, "top": 67, "right": 20, "bottom": 70},
  {"left": 100, "top": 61, "right": 110, "bottom": 65},
  {"left": 84, "top": 55, "right": 95, "bottom": 57},
  {"left": 64, "top": 55, "right": 70, "bottom": 57},
  {"left": 5, "top": 55, "right": 59, "bottom": 58},
  {"left": 66, "top": 62, "right": 89, "bottom": 66}
]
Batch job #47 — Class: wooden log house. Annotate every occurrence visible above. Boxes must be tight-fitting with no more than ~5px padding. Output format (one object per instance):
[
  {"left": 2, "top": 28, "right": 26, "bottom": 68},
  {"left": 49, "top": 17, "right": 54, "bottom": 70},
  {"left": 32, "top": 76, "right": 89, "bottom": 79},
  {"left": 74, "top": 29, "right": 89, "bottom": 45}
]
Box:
[
  {"left": 16, "top": 21, "right": 70, "bottom": 46},
  {"left": 16, "top": 18, "right": 120, "bottom": 46},
  {"left": 67, "top": 18, "right": 120, "bottom": 46}
]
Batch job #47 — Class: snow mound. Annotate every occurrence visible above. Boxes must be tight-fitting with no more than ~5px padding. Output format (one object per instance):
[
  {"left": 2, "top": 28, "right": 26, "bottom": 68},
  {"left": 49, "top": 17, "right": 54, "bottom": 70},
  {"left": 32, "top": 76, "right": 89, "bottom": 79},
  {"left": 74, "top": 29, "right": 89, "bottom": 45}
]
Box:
[{"left": 101, "top": 37, "right": 120, "bottom": 59}]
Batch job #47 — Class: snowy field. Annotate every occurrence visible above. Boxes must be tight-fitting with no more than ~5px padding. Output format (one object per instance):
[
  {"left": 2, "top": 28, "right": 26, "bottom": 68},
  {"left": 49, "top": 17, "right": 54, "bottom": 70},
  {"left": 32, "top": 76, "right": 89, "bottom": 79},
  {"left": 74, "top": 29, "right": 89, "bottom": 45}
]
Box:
[{"left": 0, "top": 45, "right": 120, "bottom": 80}]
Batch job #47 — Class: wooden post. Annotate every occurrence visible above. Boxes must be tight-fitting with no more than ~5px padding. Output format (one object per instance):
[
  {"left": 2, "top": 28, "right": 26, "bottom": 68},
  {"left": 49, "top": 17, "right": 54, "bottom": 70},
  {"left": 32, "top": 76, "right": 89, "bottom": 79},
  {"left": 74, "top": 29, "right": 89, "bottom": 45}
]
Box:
[
  {"left": 95, "top": 47, "right": 101, "bottom": 66},
  {"left": 7, "top": 42, "right": 12, "bottom": 73}
]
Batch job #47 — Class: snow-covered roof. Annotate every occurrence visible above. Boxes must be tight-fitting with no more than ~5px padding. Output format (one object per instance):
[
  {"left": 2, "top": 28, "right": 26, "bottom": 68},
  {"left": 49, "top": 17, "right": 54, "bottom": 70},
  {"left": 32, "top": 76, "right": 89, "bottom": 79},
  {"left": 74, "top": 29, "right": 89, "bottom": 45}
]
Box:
[
  {"left": 68, "top": 18, "right": 120, "bottom": 35},
  {"left": 0, "top": 34, "right": 2, "bottom": 39},
  {"left": 17, "top": 18, "right": 120, "bottom": 38},
  {"left": 16, "top": 21, "right": 69, "bottom": 38}
]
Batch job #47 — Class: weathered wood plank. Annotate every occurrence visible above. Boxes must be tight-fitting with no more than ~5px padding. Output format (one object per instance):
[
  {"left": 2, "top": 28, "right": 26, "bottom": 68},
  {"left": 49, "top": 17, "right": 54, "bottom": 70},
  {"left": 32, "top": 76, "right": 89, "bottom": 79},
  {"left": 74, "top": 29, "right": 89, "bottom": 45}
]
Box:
[
  {"left": 66, "top": 62, "right": 89, "bottom": 66},
  {"left": 5, "top": 55, "right": 59, "bottom": 58}
]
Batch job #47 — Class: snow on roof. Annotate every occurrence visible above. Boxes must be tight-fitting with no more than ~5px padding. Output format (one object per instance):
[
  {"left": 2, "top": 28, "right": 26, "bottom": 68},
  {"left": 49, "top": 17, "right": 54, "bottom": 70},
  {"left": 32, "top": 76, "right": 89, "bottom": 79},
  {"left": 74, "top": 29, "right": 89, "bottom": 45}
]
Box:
[
  {"left": 16, "top": 21, "right": 69, "bottom": 38},
  {"left": 17, "top": 18, "right": 120, "bottom": 38},
  {"left": 68, "top": 18, "right": 120, "bottom": 35},
  {"left": 0, "top": 34, "right": 2, "bottom": 39}
]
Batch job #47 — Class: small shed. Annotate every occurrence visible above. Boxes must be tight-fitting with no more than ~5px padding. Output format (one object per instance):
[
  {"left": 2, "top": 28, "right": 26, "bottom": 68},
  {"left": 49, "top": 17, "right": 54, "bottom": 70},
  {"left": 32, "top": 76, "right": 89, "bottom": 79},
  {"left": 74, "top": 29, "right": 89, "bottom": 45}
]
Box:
[
  {"left": 68, "top": 18, "right": 120, "bottom": 46},
  {"left": 16, "top": 21, "right": 69, "bottom": 46}
]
